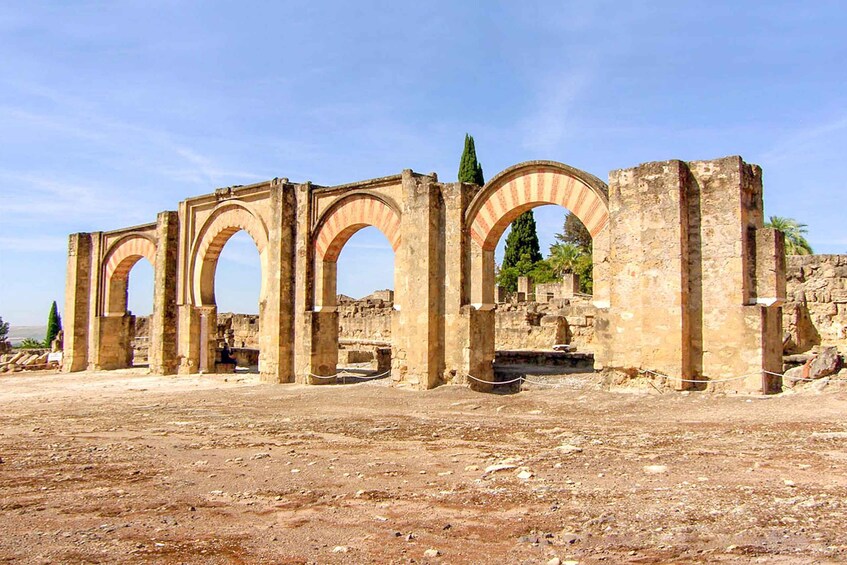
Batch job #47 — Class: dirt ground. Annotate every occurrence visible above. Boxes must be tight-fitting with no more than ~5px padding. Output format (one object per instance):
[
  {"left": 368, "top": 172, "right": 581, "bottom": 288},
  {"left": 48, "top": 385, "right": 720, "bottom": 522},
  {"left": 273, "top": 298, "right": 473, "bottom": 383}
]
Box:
[{"left": 1, "top": 369, "right": 846, "bottom": 564}]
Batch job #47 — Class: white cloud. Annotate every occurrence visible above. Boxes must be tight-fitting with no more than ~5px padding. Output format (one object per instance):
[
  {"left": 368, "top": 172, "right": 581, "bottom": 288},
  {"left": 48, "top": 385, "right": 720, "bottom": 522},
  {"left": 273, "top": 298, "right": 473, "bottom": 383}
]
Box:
[
  {"left": 518, "top": 70, "right": 593, "bottom": 154},
  {"left": 761, "top": 115, "right": 847, "bottom": 164}
]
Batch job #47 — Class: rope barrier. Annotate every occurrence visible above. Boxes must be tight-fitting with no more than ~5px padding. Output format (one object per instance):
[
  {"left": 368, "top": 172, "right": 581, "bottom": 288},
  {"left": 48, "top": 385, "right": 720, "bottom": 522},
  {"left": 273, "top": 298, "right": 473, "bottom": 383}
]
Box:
[
  {"left": 465, "top": 373, "right": 592, "bottom": 388},
  {"left": 462, "top": 367, "right": 844, "bottom": 391},
  {"left": 638, "top": 368, "right": 759, "bottom": 384},
  {"left": 306, "top": 369, "right": 392, "bottom": 382}
]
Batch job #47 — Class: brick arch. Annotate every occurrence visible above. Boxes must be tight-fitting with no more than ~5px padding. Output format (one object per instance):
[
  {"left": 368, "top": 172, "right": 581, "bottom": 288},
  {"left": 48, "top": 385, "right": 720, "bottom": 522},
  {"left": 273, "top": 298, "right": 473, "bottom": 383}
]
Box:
[
  {"left": 102, "top": 235, "right": 157, "bottom": 316},
  {"left": 467, "top": 161, "right": 609, "bottom": 251},
  {"left": 191, "top": 201, "right": 269, "bottom": 307},
  {"left": 314, "top": 194, "right": 401, "bottom": 262}
]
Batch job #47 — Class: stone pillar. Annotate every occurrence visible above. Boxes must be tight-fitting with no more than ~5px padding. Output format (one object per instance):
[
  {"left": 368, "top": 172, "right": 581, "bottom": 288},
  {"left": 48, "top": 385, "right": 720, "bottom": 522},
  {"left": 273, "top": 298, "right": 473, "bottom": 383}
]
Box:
[
  {"left": 149, "top": 211, "right": 179, "bottom": 375},
  {"left": 463, "top": 305, "right": 495, "bottom": 391},
  {"left": 178, "top": 304, "right": 201, "bottom": 374},
  {"left": 258, "top": 180, "right": 296, "bottom": 383},
  {"left": 561, "top": 273, "right": 579, "bottom": 299},
  {"left": 62, "top": 233, "right": 93, "bottom": 372},
  {"left": 442, "top": 181, "right": 473, "bottom": 383},
  {"left": 687, "top": 157, "right": 785, "bottom": 392},
  {"left": 95, "top": 314, "right": 134, "bottom": 369},
  {"left": 600, "top": 160, "right": 692, "bottom": 389},
  {"left": 198, "top": 305, "right": 217, "bottom": 373},
  {"left": 393, "top": 170, "right": 444, "bottom": 389},
  {"left": 293, "top": 181, "right": 318, "bottom": 382},
  {"left": 86, "top": 232, "right": 105, "bottom": 371},
  {"left": 303, "top": 310, "right": 339, "bottom": 384},
  {"left": 517, "top": 276, "right": 531, "bottom": 300}
]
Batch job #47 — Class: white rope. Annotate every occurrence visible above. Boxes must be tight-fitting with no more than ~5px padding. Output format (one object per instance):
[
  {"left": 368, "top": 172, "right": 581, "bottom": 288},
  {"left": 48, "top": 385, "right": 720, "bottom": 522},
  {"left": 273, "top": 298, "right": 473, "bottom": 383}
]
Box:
[
  {"left": 769, "top": 369, "right": 847, "bottom": 383},
  {"left": 465, "top": 373, "right": 524, "bottom": 385},
  {"left": 638, "top": 368, "right": 759, "bottom": 384},
  {"left": 464, "top": 373, "right": 583, "bottom": 388},
  {"left": 307, "top": 369, "right": 392, "bottom": 381}
]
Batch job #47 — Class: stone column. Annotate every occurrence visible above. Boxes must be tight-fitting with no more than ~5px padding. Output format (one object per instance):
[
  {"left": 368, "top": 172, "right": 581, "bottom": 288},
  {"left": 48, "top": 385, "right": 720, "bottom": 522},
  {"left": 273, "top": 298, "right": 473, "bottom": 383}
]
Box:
[
  {"left": 393, "top": 170, "right": 444, "bottom": 389},
  {"left": 463, "top": 236, "right": 497, "bottom": 389},
  {"left": 293, "top": 181, "right": 328, "bottom": 383},
  {"left": 62, "top": 233, "right": 93, "bottom": 372},
  {"left": 177, "top": 304, "right": 200, "bottom": 374},
  {"left": 198, "top": 305, "right": 217, "bottom": 373},
  {"left": 601, "top": 160, "right": 692, "bottom": 389},
  {"left": 462, "top": 304, "right": 495, "bottom": 391},
  {"left": 149, "top": 211, "right": 179, "bottom": 375},
  {"left": 95, "top": 314, "right": 134, "bottom": 369},
  {"left": 258, "top": 180, "right": 296, "bottom": 383},
  {"left": 86, "top": 232, "right": 105, "bottom": 371},
  {"left": 442, "top": 181, "right": 472, "bottom": 384},
  {"left": 562, "top": 273, "right": 579, "bottom": 299},
  {"left": 302, "top": 310, "right": 339, "bottom": 384},
  {"left": 687, "top": 157, "right": 785, "bottom": 393},
  {"left": 517, "top": 276, "right": 531, "bottom": 301}
]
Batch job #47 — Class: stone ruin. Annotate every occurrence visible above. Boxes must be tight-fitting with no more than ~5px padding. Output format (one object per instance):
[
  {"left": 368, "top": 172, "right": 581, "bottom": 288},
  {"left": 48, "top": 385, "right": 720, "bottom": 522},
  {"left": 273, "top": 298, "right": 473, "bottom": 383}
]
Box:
[{"left": 63, "top": 157, "right": 787, "bottom": 392}]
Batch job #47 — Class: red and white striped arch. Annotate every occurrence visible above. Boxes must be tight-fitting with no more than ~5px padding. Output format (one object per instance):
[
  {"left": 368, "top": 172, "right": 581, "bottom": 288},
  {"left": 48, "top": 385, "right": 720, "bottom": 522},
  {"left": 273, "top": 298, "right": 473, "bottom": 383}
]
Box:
[
  {"left": 104, "top": 235, "right": 157, "bottom": 282},
  {"left": 191, "top": 202, "right": 269, "bottom": 307},
  {"left": 314, "top": 195, "right": 401, "bottom": 262},
  {"left": 469, "top": 163, "right": 609, "bottom": 251},
  {"left": 102, "top": 235, "right": 157, "bottom": 315}
]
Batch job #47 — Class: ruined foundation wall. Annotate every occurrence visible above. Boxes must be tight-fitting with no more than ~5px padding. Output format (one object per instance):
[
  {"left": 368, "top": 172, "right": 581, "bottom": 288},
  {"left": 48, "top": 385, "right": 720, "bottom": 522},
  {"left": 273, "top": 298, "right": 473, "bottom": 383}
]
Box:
[
  {"left": 136, "top": 296, "right": 598, "bottom": 353},
  {"left": 784, "top": 254, "right": 847, "bottom": 353},
  {"left": 337, "top": 297, "right": 393, "bottom": 341},
  {"left": 495, "top": 299, "right": 595, "bottom": 351},
  {"left": 217, "top": 313, "right": 261, "bottom": 349}
]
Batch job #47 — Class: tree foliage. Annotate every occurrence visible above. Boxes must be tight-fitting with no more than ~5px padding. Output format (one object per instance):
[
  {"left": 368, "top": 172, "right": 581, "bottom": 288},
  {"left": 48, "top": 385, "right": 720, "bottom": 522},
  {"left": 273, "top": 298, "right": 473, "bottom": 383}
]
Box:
[
  {"left": 18, "top": 338, "right": 44, "bottom": 349},
  {"left": 560, "top": 212, "right": 592, "bottom": 250},
  {"left": 458, "top": 133, "right": 485, "bottom": 185},
  {"left": 764, "top": 216, "right": 813, "bottom": 256},
  {"left": 0, "top": 316, "right": 9, "bottom": 342},
  {"left": 502, "top": 211, "right": 542, "bottom": 270},
  {"left": 45, "top": 300, "right": 62, "bottom": 346},
  {"left": 548, "top": 242, "right": 584, "bottom": 277},
  {"left": 497, "top": 252, "right": 557, "bottom": 293}
]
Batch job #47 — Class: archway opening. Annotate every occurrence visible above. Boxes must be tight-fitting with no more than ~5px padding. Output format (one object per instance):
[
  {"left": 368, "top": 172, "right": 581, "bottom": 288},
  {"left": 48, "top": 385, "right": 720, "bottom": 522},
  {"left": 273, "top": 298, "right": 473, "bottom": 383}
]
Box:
[
  {"left": 331, "top": 225, "right": 396, "bottom": 381},
  {"left": 466, "top": 162, "right": 610, "bottom": 389},
  {"left": 210, "top": 230, "right": 262, "bottom": 373},
  {"left": 126, "top": 257, "right": 153, "bottom": 367},
  {"left": 489, "top": 205, "right": 598, "bottom": 387}
]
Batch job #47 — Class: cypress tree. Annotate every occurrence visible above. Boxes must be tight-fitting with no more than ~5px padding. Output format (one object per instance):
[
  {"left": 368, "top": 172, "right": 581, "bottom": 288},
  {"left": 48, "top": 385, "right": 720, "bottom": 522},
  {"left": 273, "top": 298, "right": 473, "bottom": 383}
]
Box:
[
  {"left": 502, "top": 211, "right": 543, "bottom": 269},
  {"left": 45, "top": 300, "right": 62, "bottom": 346},
  {"left": 458, "top": 133, "right": 485, "bottom": 185}
]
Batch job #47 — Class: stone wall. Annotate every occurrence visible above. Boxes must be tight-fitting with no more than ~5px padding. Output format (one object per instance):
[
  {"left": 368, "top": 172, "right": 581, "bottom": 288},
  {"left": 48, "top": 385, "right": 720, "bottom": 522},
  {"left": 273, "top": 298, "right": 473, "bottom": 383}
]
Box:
[
  {"left": 494, "top": 298, "right": 595, "bottom": 351},
  {"left": 337, "top": 295, "right": 393, "bottom": 342},
  {"left": 217, "top": 313, "right": 260, "bottom": 349},
  {"left": 136, "top": 295, "right": 597, "bottom": 354},
  {"left": 784, "top": 255, "right": 847, "bottom": 353}
]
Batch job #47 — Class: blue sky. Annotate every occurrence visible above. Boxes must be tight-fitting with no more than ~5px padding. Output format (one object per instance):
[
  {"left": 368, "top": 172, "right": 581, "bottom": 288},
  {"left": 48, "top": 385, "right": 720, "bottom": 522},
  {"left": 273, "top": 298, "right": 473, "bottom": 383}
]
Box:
[{"left": 1, "top": 1, "right": 845, "bottom": 325}]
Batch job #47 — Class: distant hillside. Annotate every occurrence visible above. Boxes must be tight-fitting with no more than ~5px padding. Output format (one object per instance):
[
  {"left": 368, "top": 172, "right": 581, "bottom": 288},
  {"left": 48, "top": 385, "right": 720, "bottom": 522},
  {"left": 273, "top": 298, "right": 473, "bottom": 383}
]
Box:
[{"left": 7, "top": 326, "right": 47, "bottom": 346}]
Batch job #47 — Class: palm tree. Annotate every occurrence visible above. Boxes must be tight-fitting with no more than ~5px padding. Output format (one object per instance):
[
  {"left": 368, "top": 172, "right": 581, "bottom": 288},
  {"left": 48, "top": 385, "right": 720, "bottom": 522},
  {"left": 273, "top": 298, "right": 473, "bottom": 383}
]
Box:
[
  {"left": 764, "top": 216, "right": 813, "bottom": 255},
  {"left": 548, "top": 242, "right": 584, "bottom": 277}
]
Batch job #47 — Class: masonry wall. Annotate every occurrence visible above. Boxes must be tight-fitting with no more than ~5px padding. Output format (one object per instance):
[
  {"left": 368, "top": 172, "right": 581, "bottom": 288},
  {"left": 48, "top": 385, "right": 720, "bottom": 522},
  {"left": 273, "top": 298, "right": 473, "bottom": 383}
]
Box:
[
  {"left": 784, "top": 254, "right": 847, "bottom": 353},
  {"left": 136, "top": 295, "right": 598, "bottom": 355}
]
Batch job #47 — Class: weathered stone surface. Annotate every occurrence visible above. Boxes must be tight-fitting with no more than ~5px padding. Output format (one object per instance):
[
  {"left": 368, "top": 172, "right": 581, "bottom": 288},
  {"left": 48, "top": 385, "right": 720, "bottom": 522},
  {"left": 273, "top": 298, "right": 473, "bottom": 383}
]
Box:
[
  {"left": 784, "top": 255, "right": 847, "bottom": 354},
  {"left": 807, "top": 346, "right": 842, "bottom": 379},
  {"left": 63, "top": 157, "right": 782, "bottom": 392}
]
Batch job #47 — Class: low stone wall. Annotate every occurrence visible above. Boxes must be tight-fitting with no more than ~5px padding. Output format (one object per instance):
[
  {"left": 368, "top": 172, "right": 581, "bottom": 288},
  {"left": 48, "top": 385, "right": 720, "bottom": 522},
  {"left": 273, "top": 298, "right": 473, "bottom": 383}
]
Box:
[
  {"left": 217, "top": 313, "right": 260, "bottom": 349},
  {"left": 495, "top": 298, "right": 595, "bottom": 351},
  {"left": 338, "top": 297, "right": 393, "bottom": 341},
  {"left": 132, "top": 295, "right": 599, "bottom": 361},
  {"left": 784, "top": 255, "right": 847, "bottom": 353}
]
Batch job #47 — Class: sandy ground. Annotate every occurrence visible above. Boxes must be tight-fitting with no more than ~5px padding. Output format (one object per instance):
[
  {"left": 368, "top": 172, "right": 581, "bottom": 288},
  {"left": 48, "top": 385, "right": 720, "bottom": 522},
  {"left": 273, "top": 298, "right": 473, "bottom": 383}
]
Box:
[{"left": 1, "top": 369, "right": 847, "bottom": 564}]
